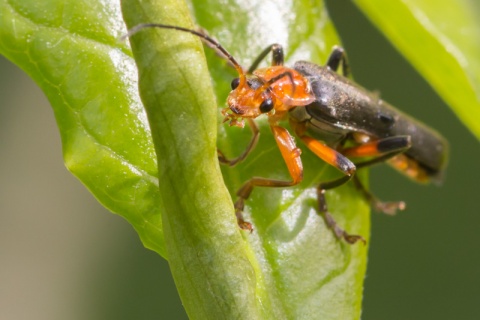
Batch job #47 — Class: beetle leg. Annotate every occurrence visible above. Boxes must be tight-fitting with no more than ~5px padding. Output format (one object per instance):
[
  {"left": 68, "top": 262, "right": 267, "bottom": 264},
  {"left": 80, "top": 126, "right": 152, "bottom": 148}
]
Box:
[
  {"left": 318, "top": 181, "right": 366, "bottom": 245},
  {"left": 348, "top": 136, "right": 417, "bottom": 172},
  {"left": 342, "top": 136, "right": 411, "bottom": 160},
  {"left": 247, "top": 44, "right": 284, "bottom": 73},
  {"left": 234, "top": 125, "right": 303, "bottom": 231},
  {"left": 290, "top": 120, "right": 364, "bottom": 243},
  {"left": 352, "top": 175, "right": 405, "bottom": 215},
  {"left": 300, "top": 135, "right": 356, "bottom": 176},
  {"left": 218, "top": 118, "right": 260, "bottom": 166},
  {"left": 326, "top": 46, "right": 350, "bottom": 77},
  {"left": 342, "top": 136, "right": 412, "bottom": 215},
  {"left": 386, "top": 154, "right": 430, "bottom": 183},
  {"left": 298, "top": 134, "right": 365, "bottom": 244}
]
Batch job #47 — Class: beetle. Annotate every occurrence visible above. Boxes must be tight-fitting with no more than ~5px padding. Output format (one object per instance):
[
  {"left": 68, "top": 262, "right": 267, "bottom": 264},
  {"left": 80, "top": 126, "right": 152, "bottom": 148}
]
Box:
[{"left": 125, "top": 23, "right": 449, "bottom": 244}]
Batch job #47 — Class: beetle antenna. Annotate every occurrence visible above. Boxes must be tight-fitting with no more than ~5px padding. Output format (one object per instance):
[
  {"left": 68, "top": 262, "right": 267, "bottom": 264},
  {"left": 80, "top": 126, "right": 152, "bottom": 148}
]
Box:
[{"left": 122, "top": 23, "right": 246, "bottom": 84}]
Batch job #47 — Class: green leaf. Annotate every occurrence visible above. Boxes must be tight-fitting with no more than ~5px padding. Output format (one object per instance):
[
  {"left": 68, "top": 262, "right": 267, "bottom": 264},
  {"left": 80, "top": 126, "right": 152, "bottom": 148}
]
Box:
[
  {"left": 354, "top": 0, "right": 480, "bottom": 140},
  {"left": 1, "top": 0, "right": 369, "bottom": 318}
]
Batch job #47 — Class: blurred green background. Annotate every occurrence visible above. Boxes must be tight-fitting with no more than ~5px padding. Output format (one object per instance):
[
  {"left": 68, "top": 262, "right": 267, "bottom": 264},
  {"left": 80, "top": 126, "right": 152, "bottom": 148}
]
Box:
[{"left": 1, "top": 0, "right": 479, "bottom": 319}]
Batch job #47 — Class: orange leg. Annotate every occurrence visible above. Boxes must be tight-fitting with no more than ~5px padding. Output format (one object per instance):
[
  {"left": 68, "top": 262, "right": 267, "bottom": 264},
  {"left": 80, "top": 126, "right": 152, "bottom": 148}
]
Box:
[
  {"left": 342, "top": 135, "right": 411, "bottom": 159},
  {"left": 289, "top": 119, "right": 364, "bottom": 243},
  {"left": 301, "top": 135, "right": 356, "bottom": 176},
  {"left": 387, "top": 154, "right": 430, "bottom": 183},
  {"left": 235, "top": 125, "right": 303, "bottom": 231},
  {"left": 298, "top": 134, "right": 365, "bottom": 244}
]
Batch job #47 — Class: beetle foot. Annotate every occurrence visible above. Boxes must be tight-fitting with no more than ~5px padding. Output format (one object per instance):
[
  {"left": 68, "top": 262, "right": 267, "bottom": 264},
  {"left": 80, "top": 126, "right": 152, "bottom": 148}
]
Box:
[
  {"left": 343, "top": 233, "right": 366, "bottom": 245},
  {"left": 237, "top": 218, "right": 253, "bottom": 233},
  {"left": 374, "top": 201, "right": 406, "bottom": 216},
  {"left": 235, "top": 198, "right": 253, "bottom": 233},
  {"left": 324, "top": 211, "right": 366, "bottom": 245}
]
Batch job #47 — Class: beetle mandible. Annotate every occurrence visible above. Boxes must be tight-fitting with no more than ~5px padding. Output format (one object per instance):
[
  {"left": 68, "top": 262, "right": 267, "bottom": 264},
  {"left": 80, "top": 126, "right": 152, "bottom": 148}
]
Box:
[{"left": 125, "top": 24, "right": 449, "bottom": 244}]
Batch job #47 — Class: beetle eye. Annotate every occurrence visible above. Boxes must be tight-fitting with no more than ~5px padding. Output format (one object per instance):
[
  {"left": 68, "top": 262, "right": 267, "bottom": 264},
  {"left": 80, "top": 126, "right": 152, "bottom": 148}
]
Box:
[
  {"left": 231, "top": 78, "right": 240, "bottom": 90},
  {"left": 259, "top": 99, "right": 274, "bottom": 113}
]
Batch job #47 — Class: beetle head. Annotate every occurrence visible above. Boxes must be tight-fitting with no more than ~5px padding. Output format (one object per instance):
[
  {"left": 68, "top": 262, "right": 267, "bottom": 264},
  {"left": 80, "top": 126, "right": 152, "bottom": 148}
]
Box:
[{"left": 223, "top": 75, "right": 275, "bottom": 127}]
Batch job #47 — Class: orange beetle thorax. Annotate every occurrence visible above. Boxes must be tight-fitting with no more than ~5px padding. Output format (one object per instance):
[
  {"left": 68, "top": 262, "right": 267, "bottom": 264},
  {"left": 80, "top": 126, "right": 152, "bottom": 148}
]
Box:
[
  {"left": 254, "top": 66, "right": 315, "bottom": 109},
  {"left": 224, "top": 66, "right": 315, "bottom": 127}
]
